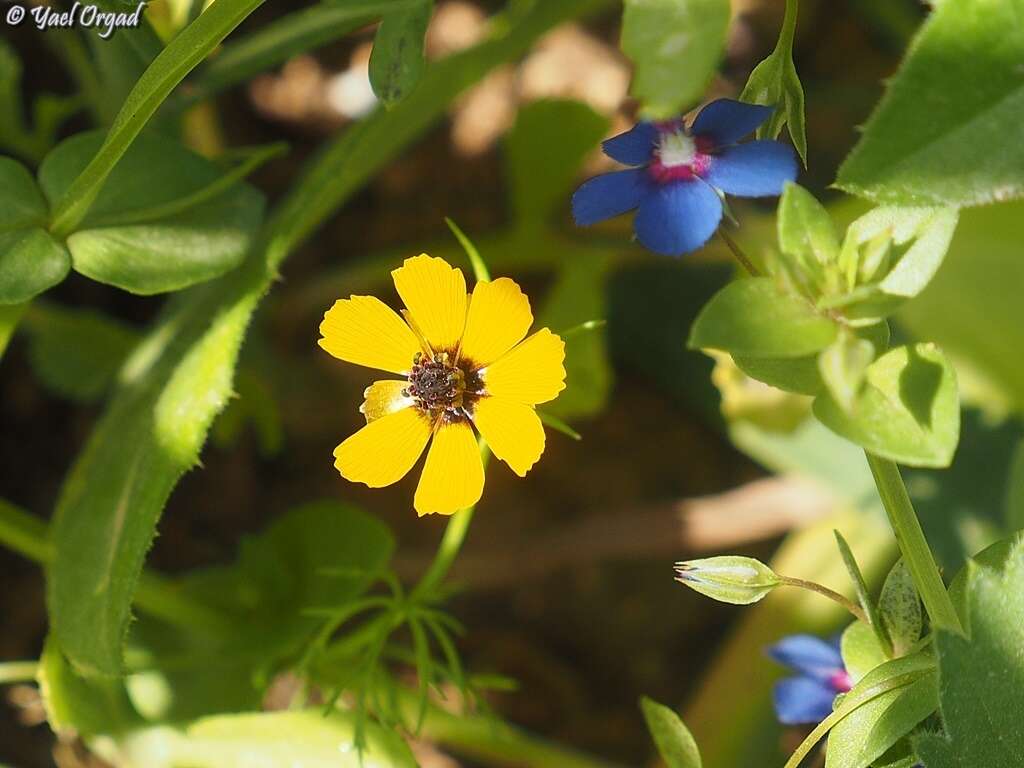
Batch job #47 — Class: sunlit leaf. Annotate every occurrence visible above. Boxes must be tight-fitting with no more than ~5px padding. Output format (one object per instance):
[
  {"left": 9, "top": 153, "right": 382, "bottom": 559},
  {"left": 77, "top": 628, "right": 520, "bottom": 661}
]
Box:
[
  {"left": 641, "top": 696, "right": 702, "bottom": 768},
  {"left": 836, "top": 0, "right": 1024, "bottom": 206}
]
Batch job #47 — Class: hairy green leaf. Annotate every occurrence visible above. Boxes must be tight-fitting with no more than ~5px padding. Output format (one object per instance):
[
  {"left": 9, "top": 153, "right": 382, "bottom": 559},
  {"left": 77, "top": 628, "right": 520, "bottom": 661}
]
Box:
[
  {"left": 621, "top": 0, "right": 730, "bottom": 119},
  {"left": 641, "top": 696, "right": 702, "bottom": 768},
  {"left": 813, "top": 343, "right": 960, "bottom": 467},
  {"left": 0, "top": 157, "right": 70, "bottom": 304},
  {"left": 369, "top": 1, "right": 433, "bottom": 106},
  {"left": 739, "top": 0, "right": 806, "bottom": 164},
  {"left": 690, "top": 277, "right": 838, "bottom": 358},
  {"left": 836, "top": 0, "right": 1024, "bottom": 206},
  {"left": 878, "top": 560, "right": 922, "bottom": 657},
  {"left": 914, "top": 539, "right": 1024, "bottom": 766},
  {"left": 39, "top": 132, "right": 264, "bottom": 294}
]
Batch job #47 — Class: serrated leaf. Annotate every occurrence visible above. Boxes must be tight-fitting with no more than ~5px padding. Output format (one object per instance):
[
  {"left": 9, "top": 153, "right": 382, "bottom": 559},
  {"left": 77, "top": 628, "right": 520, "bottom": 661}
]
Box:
[
  {"left": 368, "top": 1, "right": 432, "bottom": 106},
  {"left": 813, "top": 343, "right": 960, "bottom": 468},
  {"left": 878, "top": 560, "right": 922, "bottom": 657},
  {"left": 39, "top": 131, "right": 264, "bottom": 295},
  {"left": 505, "top": 99, "right": 608, "bottom": 228},
  {"left": 690, "top": 277, "right": 838, "bottom": 358},
  {"left": 738, "top": 0, "right": 806, "bottom": 164},
  {"left": 621, "top": 0, "right": 730, "bottom": 119},
  {"left": 640, "top": 696, "right": 702, "bottom": 768},
  {"left": 825, "top": 653, "right": 937, "bottom": 768},
  {"left": 0, "top": 157, "right": 70, "bottom": 304},
  {"left": 836, "top": 0, "right": 1024, "bottom": 206},
  {"left": 913, "top": 539, "right": 1024, "bottom": 767},
  {"left": 819, "top": 331, "right": 876, "bottom": 414}
]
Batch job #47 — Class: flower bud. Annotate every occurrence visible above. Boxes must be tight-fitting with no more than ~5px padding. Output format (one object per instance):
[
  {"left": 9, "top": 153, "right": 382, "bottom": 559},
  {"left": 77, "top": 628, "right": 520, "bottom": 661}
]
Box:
[{"left": 674, "top": 556, "right": 781, "bottom": 605}]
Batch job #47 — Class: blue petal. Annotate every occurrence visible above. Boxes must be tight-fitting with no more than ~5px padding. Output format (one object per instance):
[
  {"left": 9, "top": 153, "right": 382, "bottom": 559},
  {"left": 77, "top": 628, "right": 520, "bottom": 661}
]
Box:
[
  {"left": 772, "top": 676, "right": 838, "bottom": 725},
  {"left": 703, "top": 141, "right": 798, "bottom": 197},
  {"left": 767, "top": 634, "right": 844, "bottom": 682},
  {"left": 634, "top": 180, "right": 722, "bottom": 256},
  {"left": 690, "top": 99, "right": 773, "bottom": 146},
  {"left": 602, "top": 122, "right": 658, "bottom": 165},
  {"left": 572, "top": 169, "right": 649, "bottom": 226}
]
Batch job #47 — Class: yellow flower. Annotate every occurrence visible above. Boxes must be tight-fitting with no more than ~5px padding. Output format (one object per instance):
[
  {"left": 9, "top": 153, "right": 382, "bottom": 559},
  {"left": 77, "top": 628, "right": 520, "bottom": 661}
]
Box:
[{"left": 318, "top": 254, "right": 566, "bottom": 516}]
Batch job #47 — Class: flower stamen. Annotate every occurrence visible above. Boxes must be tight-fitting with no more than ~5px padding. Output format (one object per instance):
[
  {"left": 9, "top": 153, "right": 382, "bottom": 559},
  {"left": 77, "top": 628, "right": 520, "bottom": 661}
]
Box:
[{"left": 404, "top": 351, "right": 482, "bottom": 422}]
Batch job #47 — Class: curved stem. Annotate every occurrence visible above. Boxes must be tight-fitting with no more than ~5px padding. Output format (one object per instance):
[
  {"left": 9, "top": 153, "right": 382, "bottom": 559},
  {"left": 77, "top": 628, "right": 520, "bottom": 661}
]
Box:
[
  {"left": 866, "top": 453, "right": 963, "bottom": 634},
  {"left": 778, "top": 575, "right": 867, "bottom": 624},
  {"left": 718, "top": 229, "right": 762, "bottom": 277}
]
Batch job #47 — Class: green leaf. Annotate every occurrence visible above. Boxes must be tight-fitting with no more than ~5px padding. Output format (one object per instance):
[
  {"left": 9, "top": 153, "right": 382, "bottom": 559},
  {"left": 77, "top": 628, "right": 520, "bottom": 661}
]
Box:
[
  {"left": 835, "top": 0, "right": 1024, "bottom": 206},
  {"left": 538, "top": 251, "right": 612, "bottom": 419},
  {"left": 913, "top": 539, "right": 1024, "bottom": 767},
  {"left": 368, "top": 1, "right": 432, "bottom": 106},
  {"left": 878, "top": 560, "right": 922, "bottom": 656},
  {"left": 640, "top": 696, "right": 702, "bottom": 768},
  {"left": 824, "top": 652, "right": 938, "bottom": 768},
  {"left": 47, "top": 0, "right": 607, "bottom": 678},
  {"left": 897, "top": 202, "right": 1024, "bottom": 415},
  {"left": 1006, "top": 439, "right": 1024, "bottom": 531},
  {"left": 48, "top": 0, "right": 266, "bottom": 237},
  {"left": 505, "top": 99, "right": 609, "bottom": 228},
  {"left": 24, "top": 303, "right": 139, "bottom": 402},
  {"left": 0, "top": 157, "right": 70, "bottom": 304},
  {"left": 621, "top": 0, "right": 730, "bottom": 119},
  {"left": 738, "top": 0, "right": 806, "bottom": 164},
  {"left": 689, "top": 277, "right": 838, "bottom": 358},
  {"left": 813, "top": 343, "right": 960, "bottom": 467},
  {"left": 0, "top": 302, "right": 26, "bottom": 359},
  {"left": 778, "top": 182, "right": 840, "bottom": 269},
  {"left": 733, "top": 322, "right": 888, "bottom": 397},
  {"left": 37, "top": 637, "right": 138, "bottom": 737},
  {"left": 39, "top": 131, "right": 265, "bottom": 294},
  {"left": 840, "top": 620, "right": 888, "bottom": 683},
  {"left": 107, "top": 710, "right": 417, "bottom": 767},
  {"left": 835, "top": 530, "right": 891, "bottom": 656},
  {"left": 126, "top": 502, "right": 393, "bottom": 722},
  {"left": 819, "top": 330, "right": 876, "bottom": 413}
]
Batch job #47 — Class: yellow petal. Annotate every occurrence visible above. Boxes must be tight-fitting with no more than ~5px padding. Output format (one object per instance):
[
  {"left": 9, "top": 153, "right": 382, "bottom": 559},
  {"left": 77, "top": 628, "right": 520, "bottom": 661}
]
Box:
[
  {"left": 413, "top": 420, "right": 484, "bottom": 516},
  {"left": 334, "top": 407, "right": 431, "bottom": 488},
  {"left": 318, "top": 296, "right": 421, "bottom": 374},
  {"left": 392, "top": 254, "right": 467, "bottom": 352},
  {"left": 480, "top": 328, "right": 566, "bottom": 405},
  {"left": 459, "top": 277, "right": 533, "bottom": 368},
  {"left": 472, "top": 396, "right": 545, "bottom": 477},
  {"left": 361, "top": 380, "right": 413, "bottom": 422}
]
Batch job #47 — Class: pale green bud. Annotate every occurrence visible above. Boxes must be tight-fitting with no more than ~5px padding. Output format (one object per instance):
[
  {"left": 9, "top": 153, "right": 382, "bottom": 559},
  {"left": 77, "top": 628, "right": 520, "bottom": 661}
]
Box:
[{"left": 674, "top": 556, "right": 781, "bottom": 605}]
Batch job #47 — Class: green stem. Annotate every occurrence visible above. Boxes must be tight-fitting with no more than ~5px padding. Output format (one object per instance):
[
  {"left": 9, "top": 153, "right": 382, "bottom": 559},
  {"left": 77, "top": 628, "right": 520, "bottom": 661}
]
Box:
[
  {"left": 718, "top": 229, "right": 761, "bottom": 277},
  {"left": 777, "top": 575, "right": 867, "bottom": 624},
  {"left": 0, "top": 661, "right": 39, "bottom": 685},
  {"left": 865, "top": 453, "right": 963, "bottom": 633}
]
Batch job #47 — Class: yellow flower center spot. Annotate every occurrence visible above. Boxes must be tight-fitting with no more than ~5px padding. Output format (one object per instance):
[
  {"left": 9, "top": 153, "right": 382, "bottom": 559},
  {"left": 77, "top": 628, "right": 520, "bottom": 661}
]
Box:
[{"left": 404, "top": 351, "right": 481, "bottom": 422}]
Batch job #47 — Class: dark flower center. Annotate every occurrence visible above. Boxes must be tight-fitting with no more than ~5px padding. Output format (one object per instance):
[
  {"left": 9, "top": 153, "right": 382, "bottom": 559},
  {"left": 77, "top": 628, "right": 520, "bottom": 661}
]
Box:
[{"left": 404, "top": 351, "right": 481, "bottom": 422}]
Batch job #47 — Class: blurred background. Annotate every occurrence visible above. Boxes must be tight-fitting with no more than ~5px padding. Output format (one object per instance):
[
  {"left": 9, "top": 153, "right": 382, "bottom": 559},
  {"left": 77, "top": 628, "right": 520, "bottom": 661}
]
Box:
[{"left": 3, "top": 0, "right": 1022, "bottom": 766}]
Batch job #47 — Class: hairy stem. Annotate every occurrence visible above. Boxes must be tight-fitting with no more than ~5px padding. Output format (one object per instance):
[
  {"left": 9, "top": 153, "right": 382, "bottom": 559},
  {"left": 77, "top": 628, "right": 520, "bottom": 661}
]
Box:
[
  {"left": 865, "top": 453, "right": 963, "bottom": 633},
  {"left": 718, "top": 229, "right": 761, "bottom": 277},
  {"left": 778, "top": 575, "right": 867, "bottom": 624}
]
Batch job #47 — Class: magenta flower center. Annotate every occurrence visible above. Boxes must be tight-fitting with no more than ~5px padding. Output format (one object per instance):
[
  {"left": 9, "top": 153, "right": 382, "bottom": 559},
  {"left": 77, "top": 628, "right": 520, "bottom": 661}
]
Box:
[
  {"left": 829, "top": 670, "right": 853, "bottom": 693},
  {"left": 649, "top": 129, "right": 713, "bottom": 184}
]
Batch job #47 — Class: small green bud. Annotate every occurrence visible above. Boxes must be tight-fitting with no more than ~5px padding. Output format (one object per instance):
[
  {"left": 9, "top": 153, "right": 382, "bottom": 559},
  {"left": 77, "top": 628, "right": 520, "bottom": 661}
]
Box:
[{"left": 674, "top": 556, "right": 781, "bottom": 605}]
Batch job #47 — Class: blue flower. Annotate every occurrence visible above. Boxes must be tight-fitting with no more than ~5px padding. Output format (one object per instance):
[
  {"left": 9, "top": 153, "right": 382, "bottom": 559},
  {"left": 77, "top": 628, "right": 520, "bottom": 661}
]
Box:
[
  {"left": 572, "top": 99, "right": 798, "bottom": 257},
  {"left": 767, "top": 634, "right": 852, "bottom": 725}
]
